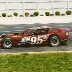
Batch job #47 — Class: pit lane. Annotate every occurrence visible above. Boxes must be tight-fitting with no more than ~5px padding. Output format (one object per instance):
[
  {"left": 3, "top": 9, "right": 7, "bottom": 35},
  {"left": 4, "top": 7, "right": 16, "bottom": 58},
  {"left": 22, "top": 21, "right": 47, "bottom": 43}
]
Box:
[{"left": 0, "top": 23, "right": 72, "bottom": 53}]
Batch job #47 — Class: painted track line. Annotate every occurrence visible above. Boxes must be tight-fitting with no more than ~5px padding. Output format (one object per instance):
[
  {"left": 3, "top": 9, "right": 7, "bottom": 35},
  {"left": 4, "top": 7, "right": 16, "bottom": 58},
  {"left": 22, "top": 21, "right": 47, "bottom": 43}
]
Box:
[{"left": 1, "top": 51, "right": 72, "bottom": 55}]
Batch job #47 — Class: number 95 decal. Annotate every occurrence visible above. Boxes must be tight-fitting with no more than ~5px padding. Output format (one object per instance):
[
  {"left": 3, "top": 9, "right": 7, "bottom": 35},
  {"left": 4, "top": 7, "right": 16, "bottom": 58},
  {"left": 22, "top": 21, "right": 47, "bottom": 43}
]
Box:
[{"left": 31, "top": 35, "right": 47, "bottom": 44}]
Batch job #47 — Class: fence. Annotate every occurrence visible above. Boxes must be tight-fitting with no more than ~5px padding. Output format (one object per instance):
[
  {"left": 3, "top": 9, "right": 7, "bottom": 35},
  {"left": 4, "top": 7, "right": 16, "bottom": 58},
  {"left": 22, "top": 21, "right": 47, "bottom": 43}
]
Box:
[{"left": 0, "top": 0, "right": 72, "bottom": 15}]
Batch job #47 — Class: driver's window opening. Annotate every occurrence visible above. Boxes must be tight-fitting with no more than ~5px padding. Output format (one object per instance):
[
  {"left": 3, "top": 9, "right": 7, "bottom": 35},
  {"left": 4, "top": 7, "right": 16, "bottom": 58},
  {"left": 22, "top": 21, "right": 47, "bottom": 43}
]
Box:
[
  {"left": 32, "top": 28, "right": 48, "bottom": 35},
  {"left": 20, "top": 28, "right": 48, "bottom": 35}
]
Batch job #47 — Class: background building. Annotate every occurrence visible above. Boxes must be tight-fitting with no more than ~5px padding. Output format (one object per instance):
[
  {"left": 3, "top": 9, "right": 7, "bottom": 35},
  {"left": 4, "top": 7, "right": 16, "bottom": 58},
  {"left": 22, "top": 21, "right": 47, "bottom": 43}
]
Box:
[{"left": 0, "top": 0, "right": 72, "bottom": 15}]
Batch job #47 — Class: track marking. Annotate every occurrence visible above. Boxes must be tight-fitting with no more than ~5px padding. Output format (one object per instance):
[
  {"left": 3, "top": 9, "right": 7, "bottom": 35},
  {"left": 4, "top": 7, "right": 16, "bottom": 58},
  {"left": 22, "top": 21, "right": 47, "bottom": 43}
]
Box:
[{"left": 1, "top": 51, "right": 72, "bottom": 55}]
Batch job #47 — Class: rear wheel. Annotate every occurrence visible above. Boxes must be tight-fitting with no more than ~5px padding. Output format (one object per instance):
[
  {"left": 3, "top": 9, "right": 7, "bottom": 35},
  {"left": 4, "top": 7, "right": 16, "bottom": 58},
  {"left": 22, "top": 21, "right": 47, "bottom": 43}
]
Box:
[
  {"left": 48, "top": 35, "right": 60, "bottom": 47},
  {"left": 2, "top": 38, "right": 12, "bottom": 49}
]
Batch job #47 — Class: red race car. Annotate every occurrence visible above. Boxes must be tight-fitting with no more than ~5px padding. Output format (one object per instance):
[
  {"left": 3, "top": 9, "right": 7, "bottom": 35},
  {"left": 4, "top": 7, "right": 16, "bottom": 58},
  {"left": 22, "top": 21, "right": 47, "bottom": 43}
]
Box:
[{"left": 0, "top": 26, "right": 69, "bottom": 49}]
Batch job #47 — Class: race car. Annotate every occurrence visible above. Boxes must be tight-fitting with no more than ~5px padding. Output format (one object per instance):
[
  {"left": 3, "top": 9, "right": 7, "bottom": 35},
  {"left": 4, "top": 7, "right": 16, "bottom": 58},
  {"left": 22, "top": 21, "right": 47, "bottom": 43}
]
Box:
[{"left": 0, "top": 26, "right": 69, "bottom": 49}]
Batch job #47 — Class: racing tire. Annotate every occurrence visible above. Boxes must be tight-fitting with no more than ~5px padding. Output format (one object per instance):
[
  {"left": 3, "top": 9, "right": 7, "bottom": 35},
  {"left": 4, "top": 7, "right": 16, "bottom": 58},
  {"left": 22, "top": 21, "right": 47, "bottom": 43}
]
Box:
[
  {"left": 62, "top": 40, "right": 67, "bottom": 45},
  {"left": 2, "top": 38, "right": 12, "bottom": 49},
  {"left": 48, "top": 35, "right": 60, "bottom": 47}
]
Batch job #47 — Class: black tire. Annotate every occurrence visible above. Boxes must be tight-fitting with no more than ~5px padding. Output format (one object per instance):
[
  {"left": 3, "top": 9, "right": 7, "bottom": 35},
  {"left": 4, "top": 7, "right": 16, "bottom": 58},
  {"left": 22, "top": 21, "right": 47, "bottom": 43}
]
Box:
[
  {"left": 2, "top": 38, "right": 12, "bottom": 49},
  {"left": 62, "top": 40, "right": 67, "bottom": 45},
  {"left": 48, "top": 35, "right": 60, "bottom": 47}
]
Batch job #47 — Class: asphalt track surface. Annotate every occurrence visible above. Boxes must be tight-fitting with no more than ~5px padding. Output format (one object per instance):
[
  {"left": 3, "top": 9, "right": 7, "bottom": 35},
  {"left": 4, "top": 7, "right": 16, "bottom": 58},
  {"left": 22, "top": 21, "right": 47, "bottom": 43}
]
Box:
[{"left": 0, "top": 23, "right": 72, "bottom": 53}]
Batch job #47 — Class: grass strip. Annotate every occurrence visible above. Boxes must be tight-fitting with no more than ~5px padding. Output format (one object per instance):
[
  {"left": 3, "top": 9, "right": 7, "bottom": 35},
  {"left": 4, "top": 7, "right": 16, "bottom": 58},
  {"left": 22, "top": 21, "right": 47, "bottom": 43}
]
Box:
[{"left": 0, "top": 53, "right": 72, "bottom": 72}]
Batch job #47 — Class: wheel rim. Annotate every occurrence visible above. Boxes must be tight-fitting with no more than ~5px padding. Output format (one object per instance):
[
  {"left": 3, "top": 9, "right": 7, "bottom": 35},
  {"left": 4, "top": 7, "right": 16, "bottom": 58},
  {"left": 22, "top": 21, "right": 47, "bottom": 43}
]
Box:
[
  {"left": 3, "top": 39, "right": 12, "bottom": 48},
  {"left": 5, "top": 40, "right": 11, "bottom": 45},
  {"left": 51, "top": 36, "right": 60, "bottom": 46}
]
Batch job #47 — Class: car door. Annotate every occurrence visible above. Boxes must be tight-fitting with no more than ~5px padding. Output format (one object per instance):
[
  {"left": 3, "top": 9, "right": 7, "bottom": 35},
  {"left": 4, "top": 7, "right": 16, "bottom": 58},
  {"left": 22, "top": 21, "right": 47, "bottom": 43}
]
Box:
[
  {"left": 30, "top": 29, "right": 48, "bottom": 45},
  {"left": 20, "top": 28, "right": 48, "bottom": 45},
  {"left": 21, "top": 29, "right": 39, "bottom": 45}
]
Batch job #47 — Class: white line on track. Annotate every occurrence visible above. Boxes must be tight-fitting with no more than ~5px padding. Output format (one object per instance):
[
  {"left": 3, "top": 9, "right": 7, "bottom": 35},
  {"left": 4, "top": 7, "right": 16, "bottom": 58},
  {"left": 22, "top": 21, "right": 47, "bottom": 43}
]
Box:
[{"left": 1, "top": 51, "right": 72, "bottom": 55}]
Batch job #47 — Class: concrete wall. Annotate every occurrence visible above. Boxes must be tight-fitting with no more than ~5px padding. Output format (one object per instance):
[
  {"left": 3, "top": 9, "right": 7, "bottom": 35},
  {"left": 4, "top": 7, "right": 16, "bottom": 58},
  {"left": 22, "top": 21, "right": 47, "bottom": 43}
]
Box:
[{"left": 0, "top": 15, "right": 72, "bottom": 25}]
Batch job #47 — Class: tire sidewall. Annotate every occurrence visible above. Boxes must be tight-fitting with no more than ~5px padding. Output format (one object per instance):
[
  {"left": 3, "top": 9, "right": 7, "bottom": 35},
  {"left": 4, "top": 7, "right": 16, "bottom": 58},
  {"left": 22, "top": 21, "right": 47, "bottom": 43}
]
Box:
[
  {"left": 2, "top": 38, "right": 12, "bottom": 49},
  {"left": 49, "top": 35, "right": 60, "bottom": 47}
]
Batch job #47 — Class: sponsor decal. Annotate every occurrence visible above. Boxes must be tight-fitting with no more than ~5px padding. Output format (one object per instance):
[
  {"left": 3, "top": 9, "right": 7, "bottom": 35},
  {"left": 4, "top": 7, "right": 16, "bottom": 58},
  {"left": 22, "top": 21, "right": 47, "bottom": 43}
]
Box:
[{"left": 21, "top": 34, "right": 49, "bottom": 44}]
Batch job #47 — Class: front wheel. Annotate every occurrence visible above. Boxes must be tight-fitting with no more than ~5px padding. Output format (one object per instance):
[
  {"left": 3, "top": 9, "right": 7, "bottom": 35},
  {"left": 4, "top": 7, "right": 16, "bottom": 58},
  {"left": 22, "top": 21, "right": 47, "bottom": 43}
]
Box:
[
  {"left": 48, "top": 35, "right": 60, "bottom": 47},
  {"left": 2, "top": 38, "right": 12, "bottom": 49}
]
